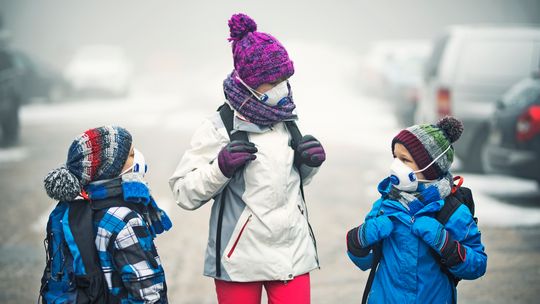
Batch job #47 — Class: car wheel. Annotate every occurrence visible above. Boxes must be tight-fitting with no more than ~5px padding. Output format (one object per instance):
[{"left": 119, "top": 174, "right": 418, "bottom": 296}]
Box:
[
  {"left": 0, "top": 98, "right": 20, "bottom": 146},
  {"left": 461, "top": 126, "right": 488, "bottom": 173}
]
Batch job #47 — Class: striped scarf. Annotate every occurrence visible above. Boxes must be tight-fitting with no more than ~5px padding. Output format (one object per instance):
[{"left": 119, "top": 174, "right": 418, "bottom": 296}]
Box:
[
  {"left": 387, "top": 173, "right": 453, "bottom": 214},
  {"left": 222, "top": 71, "right": 297, "bottom": 126}
]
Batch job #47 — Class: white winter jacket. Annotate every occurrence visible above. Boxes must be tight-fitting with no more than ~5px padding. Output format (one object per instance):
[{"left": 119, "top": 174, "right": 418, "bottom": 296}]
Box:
[{"left": 169, "top": 108, "right": 320, "bottom": 282}]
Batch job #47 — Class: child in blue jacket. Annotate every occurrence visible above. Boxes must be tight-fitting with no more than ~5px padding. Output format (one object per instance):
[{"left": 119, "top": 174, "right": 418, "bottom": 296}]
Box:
[{"left": 346, "top": 117, "right": 487, "bottom": 303}]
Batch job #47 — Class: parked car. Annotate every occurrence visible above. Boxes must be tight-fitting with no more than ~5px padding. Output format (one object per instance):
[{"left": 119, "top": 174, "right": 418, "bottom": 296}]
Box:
[
  {"left": 416, "top": 25, "right": 540, "bottom": 172},
  {"left": 382, "top": 42, "right": 432, "bottom": 126},
  {"left": 0, "top": 48, "right": 20, "bottom": 146},
  {"left": 64, "top": 45, "right": 132, "bottom": 97},
  {"left": 483, "top": 73, "right": 540, "bottom": 184}
]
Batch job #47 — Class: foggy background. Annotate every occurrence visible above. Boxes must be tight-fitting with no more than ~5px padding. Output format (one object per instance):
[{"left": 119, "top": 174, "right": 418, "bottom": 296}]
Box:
[
  {"left": 3, "top": 0, "right": 540, "bottom": 86},
  {"left": 1, "top": 1, "right": 540, "bottom": 303}
]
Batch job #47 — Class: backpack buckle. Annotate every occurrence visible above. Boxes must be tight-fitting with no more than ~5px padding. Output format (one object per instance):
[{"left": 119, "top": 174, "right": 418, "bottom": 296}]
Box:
[{"left": 451, "top": 176, "right": 464, "bottom": 194}]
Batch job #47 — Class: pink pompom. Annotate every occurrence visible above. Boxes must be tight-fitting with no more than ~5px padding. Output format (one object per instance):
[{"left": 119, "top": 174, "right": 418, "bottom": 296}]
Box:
[{"left": 228, "top": 13, "right": 257, "bottom": 41}]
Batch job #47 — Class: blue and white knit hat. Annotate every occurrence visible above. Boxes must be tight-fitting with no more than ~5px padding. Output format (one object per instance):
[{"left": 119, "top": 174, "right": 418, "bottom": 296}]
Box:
[{"left": 44, "top": 126, "right": 132, "bottom": 201}]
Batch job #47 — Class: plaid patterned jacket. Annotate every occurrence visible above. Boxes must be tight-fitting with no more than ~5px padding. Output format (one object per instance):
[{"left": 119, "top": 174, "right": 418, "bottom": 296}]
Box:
[{"left": 94, "top": 206, "right": 168, "bottom": 303}]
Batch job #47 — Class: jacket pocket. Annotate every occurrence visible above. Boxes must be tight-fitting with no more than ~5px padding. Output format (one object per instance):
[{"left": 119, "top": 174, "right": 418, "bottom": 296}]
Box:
[{"left": 227, "top": 214, "right": 252, "bottom": 258}]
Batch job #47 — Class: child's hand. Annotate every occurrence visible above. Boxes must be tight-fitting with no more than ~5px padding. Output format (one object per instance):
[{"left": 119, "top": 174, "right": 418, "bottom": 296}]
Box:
[
  {"left": 295, "top": 135, "right": 326, "bottom": 167},
  {"left": 346, "top": 226, "right": 371, "bottom": 257},
  {"left": 411, "top": 216, "right": 467, "bottom": 267},
  {"left": 357, "top": 216, "right": 394, "bottom": 247},
  {"left": 218, "top": 141, "right": 258, "bottom": 178}
]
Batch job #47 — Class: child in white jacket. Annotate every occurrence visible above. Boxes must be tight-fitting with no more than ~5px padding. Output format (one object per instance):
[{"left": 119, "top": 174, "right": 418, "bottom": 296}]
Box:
[{"left": 169, "top": 13, "right": 326, "bottom": 304}]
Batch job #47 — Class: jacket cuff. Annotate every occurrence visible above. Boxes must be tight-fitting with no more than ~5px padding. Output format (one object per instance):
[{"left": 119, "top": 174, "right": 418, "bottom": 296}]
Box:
[
  {"left": 211, "top": 158, "right": 231, "bottom": 183},
  {"left": 440, "top": 234, "right": 467, "bottom": 267},
  {"left": 347, "top": 227, "right": 371, "bottom": 257}
]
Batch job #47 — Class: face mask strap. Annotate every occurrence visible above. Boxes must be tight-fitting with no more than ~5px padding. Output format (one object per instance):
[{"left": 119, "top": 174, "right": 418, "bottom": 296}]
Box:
[
  {"left": 120, "top": 148, "right": 147, "bottom": 176},
  {"left": 414, "top": 144, "right": 452, "bottom": 174},
  {"left": 235, "top": 75, "right": 264, "bottom": 101},
  {"left": 120, "top": 164, "right": 134, "bottom": 176}
]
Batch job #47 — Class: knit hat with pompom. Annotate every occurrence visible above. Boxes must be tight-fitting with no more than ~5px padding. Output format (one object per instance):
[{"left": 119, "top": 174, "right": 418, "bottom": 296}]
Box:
[
  {"left": 228, "top": 13, "right": 294, "bottom": 89},
  {"left": 391, "top": 117, "right": 464, "bottom": 180},
  {"left": 43, "top": 126, "right": 132, "bottom": 201}
]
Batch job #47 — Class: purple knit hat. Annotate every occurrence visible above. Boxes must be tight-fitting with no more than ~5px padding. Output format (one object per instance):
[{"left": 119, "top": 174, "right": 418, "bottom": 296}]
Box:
[{"left": 228, "top": 13, "right": 294, "bottom": 89}]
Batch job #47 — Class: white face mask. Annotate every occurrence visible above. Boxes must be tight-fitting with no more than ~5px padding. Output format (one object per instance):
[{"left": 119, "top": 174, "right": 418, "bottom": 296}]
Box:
[
  {"left": 389, "top": 145, "right": 451, "bottom": 192},
  {"left": 259, "top": 80, "right": 290, "bottom": 106},
  {"left": 121, "top": 148, "right": 148, "bottom": 176},
  {"left": 236, "top": 75, "right": 290, "bottom": 107}
]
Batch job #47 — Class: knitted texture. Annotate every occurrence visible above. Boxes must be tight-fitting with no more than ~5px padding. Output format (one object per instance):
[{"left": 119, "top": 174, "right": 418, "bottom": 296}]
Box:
[
  {"left": 228, "top": 13, "right": 294, "bottom": 89},
  {"left": 223, "top": 72, "right": 297, "bottom": 126},
  {"left": 43, "top": 166, "right": 82, "bottom": 201},
  {"left": 392, "top": 117, "right": 464, "bottom": 180},
  {"left": 44, "top": 126, "right": 132, "bottom": 201}
]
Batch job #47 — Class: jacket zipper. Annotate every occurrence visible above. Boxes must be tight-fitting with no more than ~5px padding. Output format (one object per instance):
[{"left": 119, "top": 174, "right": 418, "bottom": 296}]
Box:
[
  {"left": 298, "top": 205, "right": 320, "bottom": 267},
  {"left": 227, "top": 214, "right": 252, "bottom": 258}
]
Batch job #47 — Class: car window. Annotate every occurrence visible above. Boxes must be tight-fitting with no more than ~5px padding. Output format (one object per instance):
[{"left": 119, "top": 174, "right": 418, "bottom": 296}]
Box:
[
  {"left": 456, "top": 39, "right": 534, "bottom": 85},
  {"left": 502, "top": 78, "right": 540, "bottom": 107}
]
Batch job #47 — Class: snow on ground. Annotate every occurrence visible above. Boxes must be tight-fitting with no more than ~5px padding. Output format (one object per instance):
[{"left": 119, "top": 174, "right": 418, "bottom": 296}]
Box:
[
  {"left": 463, "top": 174, "right": 540, "bottom": 227},
  {"left": 0, "top": 147, "right": 30, "bottom": 164}
]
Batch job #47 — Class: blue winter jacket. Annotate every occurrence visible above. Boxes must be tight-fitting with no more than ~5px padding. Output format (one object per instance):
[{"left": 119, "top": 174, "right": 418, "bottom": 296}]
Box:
[{"left": 348, "top": 178, "right": 487, "bottom": 304}]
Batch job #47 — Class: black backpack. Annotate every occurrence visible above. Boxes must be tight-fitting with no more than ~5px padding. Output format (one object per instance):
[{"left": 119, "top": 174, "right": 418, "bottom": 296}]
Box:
[
  {"left": 213, "top": 103, "right": 318, "bottom": 278},
  {"left": 361, "top": 185, "right": 476, "bottom": 304},
  {"left": 38, "top": 197, "right": 143, "bottom": 303}
]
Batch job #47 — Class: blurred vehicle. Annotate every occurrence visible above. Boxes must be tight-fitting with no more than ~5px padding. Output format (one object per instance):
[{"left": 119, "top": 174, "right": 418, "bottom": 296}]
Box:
[
  {"left": 417, "top": 25, "right": 540, "bottom": 172},
  {"left": 382, "top": 42, "right": 432, "bottom": 126},
  {"left": 359, "top": 40, "right": 429, "bottom": 97},
  {"left": 64, "top": 45, "right": 132, "bottom": 97},
  {"left": 483, "top": 73, "right": 540, "bottom": 184},
  {"left": 0, "top": 47, "right": 20, "bottom": 146},
  {"left": 11, "top": 50, "right": 68, "bottom": 104}
]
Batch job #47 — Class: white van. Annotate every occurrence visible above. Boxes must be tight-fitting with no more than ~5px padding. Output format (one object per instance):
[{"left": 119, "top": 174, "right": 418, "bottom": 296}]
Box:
[{"left": 416, "top": 25, "right": 540, "bottom": 171}]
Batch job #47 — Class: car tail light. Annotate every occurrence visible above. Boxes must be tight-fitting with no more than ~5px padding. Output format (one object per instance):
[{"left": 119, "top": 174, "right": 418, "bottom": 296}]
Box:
[
  {"left": 516, "top": 105, "right": 540, "bottom": 142},
  {"left": 437, "top": 87, "right": 451, "bottom": 118}
]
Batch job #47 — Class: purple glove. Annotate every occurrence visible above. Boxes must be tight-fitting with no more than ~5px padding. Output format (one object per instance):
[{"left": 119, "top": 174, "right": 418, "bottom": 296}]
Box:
[
  {"left": 218, "top": 141, "right": 257, "bottom": 178},
  {"left": 295, "top": 135, "right": 326, "bottom": 167}
]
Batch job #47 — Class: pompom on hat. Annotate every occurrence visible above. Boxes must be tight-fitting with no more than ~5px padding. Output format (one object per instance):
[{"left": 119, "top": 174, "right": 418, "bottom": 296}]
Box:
[
  {"left": 392, "top": 117, "right": 464, "bottom": 180},
  {"left": 227, "top": 13, "right": 294, "bottom": 89},
  {"left": 44, "top": 126, "right": 132, "bottom": 201}
]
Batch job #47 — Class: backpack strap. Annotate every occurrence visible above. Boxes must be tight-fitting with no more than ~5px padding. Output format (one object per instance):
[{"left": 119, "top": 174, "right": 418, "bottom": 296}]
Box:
[
  {"left": 67, "top": 200, "right": 103, "bottom": 277},
  {"left": 284, "top": 120, "right": 305, "bottom": 199},
  {"left": 432, "top": 183, "right": 476, "bottom": 295},
  {"left": 362, "top": 242, "right": 382, "bottom": 304},
  {"left": 65, "top": 199, "right": 109, "bottom": 302},
  {"left": 284, "top": 120, "right": 302, "bottom": 151},
  {"left": 436, "top": 194, "right": 462, "bottom": 225},
  {"left": 218, "top": 103, "right": 249, "bottom": 142}
]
